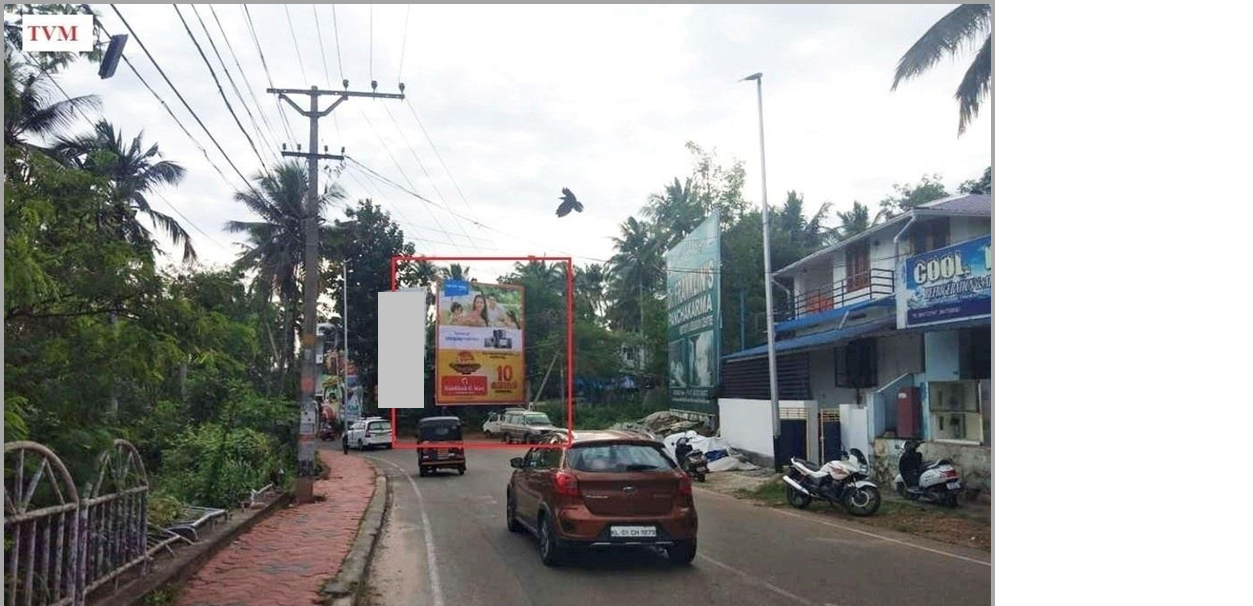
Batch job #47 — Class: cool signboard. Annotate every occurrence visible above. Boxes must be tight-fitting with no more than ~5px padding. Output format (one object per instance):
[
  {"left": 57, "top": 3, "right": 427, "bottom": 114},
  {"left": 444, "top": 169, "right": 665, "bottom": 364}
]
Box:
[
  {"left": 435, "top": 280, "right": 526, "bottom": 405},
  {"left": 898, "top": 235, "right": 992, "bottom": 328},
  {"left": 664, "top": 211, "right": 721, "bottom": 415}
]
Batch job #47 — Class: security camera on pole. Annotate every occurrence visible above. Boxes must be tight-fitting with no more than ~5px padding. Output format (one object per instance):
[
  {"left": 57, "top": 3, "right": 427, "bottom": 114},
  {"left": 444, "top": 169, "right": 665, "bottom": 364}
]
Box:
[{"left": 741, "top": 72, "right": 782, "bottom": 470}]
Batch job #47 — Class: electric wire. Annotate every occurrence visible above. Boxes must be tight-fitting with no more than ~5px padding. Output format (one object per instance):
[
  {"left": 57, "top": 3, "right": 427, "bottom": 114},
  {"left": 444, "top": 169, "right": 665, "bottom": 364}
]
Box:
[
  {"left": 197, "top": 4, "right": 283, "bottom": 159},
  {"left": 173, "top": 4, "right": 272, "bottom": 173},
  {"left": 110, "top": 5, "right": 265, "bottom": 200},
  {"left": 353, "top": 107, "right": 464, "bottom": 253},
  {"left": 379, "top": 102, "right": 482, "bottom": 250},
  {"left": 404, "top": 99, "right": 492, "bottom": 250},
  {"left": 207, "top": 5, "right": 286, "bottom": 149},
  {"left": 311, "top": 4, "right": 331, "bottom": 87},
  {"left": 283, "top": 5, "right": 308, "bottom": 85},
  {"left": 331, "top": 5, "right": 345, "bottom": 81},
  {"left": 397, "top": 5, "right": 411, "bottom": 82},
  {"left": 242, "top": 4, "right": 296, "bottom": 142}
]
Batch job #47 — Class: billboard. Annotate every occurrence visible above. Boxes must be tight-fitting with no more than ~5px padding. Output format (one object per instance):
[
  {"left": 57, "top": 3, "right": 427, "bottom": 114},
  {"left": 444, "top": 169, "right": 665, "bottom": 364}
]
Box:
[
  {"left": 898, "top": 235, "right": 992, "bottom": 328},
  {"left": 665, "top": 211, "right": 720, "bottom": 415},
  {"left": 434, "top": 280, "right": 526, "bottom": 404}
]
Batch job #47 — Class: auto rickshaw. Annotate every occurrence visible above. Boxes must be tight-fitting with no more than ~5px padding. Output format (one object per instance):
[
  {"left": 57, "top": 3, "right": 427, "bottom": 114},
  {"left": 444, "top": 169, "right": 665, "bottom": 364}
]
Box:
[{"left": 417, "top": 416, "right": 466, "bottom": 477}]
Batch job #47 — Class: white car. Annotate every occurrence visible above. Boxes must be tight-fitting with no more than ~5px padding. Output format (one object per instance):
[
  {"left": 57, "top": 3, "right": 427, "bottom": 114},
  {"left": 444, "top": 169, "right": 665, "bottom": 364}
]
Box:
[
  {"left": 345, "top": 417, "right": 393, "bottom": 450},
  {"left": 483, "top": 409, "right": 526, "bottom": 438}
]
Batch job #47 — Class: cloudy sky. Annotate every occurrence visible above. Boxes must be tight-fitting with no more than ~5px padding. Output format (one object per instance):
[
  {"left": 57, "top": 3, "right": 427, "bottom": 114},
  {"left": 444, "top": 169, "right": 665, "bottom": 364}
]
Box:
[{"left": 50, "top": 4, "right": 991, "bottom": 278}]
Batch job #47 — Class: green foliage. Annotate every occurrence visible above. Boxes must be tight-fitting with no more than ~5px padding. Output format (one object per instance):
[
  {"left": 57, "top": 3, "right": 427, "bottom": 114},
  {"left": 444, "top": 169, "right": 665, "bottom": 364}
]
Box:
[
  {"left": 535, "top": 394, "right": 669, "bottom": 430},
  {"left": 160, "top": 424, "right": 283, "bottom": 509},
  {"left": 874, "top": 174, "right": 950, "bottom": 223},
  {"left": 959, "top": 166, "right": 992, "bottom": 195},
  {"left": 892, "top": 4, "right": 992, "bottom": 135},
  {"left": 147, "top": 492, "right": 184, "bottom": 528}
]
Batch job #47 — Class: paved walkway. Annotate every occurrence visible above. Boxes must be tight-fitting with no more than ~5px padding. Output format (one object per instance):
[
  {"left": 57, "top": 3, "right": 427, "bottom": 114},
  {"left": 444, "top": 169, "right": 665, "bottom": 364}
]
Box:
[{"left": 177, "top": 450, "right": 376, "bottom": 606}]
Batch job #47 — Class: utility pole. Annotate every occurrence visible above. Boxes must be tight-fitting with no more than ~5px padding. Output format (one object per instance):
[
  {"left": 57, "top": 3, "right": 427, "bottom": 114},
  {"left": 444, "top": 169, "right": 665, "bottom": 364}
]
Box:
[
  {"left": 269, "top": 83, "right": 404, "bottom": 503},
  {"left": 741, "top": 72, "right": 781, "bottom": 470}
]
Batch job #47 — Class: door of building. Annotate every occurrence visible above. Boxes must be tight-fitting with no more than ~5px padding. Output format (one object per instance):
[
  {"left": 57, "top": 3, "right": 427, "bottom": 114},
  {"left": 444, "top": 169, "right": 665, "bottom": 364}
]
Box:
[
  {"left": 820, "top": 410, "right": 841, "bottom": 463},
  {"left": 778, "top": 419, "right": 807, "bottom": 464}
]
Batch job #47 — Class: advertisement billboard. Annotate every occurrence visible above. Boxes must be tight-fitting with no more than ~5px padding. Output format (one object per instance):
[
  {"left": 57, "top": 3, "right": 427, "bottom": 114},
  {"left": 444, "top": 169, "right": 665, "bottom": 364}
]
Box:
[
  {"left": 665, "top": 211, "right": 720, "bottom": 415},
  {"left": 434, "top": 280, "right": 526, "bottom": 404},
  {"left": 898, "top": 235, "right": 992, "bottom": 328}
]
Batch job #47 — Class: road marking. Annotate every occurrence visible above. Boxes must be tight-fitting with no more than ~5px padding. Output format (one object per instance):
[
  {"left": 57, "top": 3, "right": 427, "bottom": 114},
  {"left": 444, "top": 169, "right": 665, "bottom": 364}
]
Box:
[
  {"left": 698, "top": 553, "right": 817, "bottom": 605},
  {"left": 370, "top": 457, "right": 446, "bottom": 606},
  {"left": 693, "top": 486, "right": 991, "bottom": 568}
]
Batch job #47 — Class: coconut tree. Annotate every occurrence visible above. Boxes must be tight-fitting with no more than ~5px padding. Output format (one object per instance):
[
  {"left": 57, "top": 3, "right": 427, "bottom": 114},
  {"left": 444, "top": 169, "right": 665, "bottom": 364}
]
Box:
[
  {"left": 892, "top": 4, "right": 992, "bottom": 135},
  {"left": 607, "top": 217, "right": 663, "bottom": 332},
  {"left": 835, "top": 202, "right": 872, "bottom": 241},
  {"left": 227, "top": 161, "right": 345, "bottom": 381},
  {"left": 3, "top": 52, "right": 98, "bottom": 151},
  {"left": 54, "top": 120, "right": 195, "bottom": 261}
]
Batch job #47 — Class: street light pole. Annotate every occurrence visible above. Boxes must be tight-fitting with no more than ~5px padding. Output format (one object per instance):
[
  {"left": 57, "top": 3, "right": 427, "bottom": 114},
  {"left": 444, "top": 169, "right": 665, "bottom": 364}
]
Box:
[{"left": 742, "top": 72, "right": 781, "bottom": 468}]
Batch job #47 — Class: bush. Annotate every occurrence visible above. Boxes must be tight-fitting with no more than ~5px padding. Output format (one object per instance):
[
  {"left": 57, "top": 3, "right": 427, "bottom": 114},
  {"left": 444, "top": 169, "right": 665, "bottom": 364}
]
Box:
[
  {"left": 536, "top": 391, "right": 669, "bottom": 430},
  {"left": 160, "top": 424, "right": 282, "bottom": 508}
]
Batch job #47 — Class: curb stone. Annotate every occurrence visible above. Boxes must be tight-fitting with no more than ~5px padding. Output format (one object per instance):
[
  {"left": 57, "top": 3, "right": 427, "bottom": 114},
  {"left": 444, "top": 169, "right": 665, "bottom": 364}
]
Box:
[{"left": 322, "top": 462, "right": 390, "bottom": 606}]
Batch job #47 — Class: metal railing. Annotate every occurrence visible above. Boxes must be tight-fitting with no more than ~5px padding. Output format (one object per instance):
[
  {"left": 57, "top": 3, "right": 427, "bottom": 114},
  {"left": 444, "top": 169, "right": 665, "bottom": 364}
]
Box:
[
  {"left": 778, "top": 268, "right": 895, "bottom": 323},
  {"left": 4, "top": 440, "right": 151, "bottom": 606}
]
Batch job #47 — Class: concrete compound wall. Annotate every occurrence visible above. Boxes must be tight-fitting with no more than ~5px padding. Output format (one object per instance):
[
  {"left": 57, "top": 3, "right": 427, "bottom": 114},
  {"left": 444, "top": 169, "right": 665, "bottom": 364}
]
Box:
[
  {"left": 717, "top": 398, "right": 815, "bottom": 467},
  {"left": 872, "top": 437, "right": 992, "bottom": 502}
]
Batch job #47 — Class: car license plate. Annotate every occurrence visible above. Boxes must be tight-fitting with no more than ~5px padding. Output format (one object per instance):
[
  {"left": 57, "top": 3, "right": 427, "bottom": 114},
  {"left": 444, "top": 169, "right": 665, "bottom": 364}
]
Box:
[
  {"left": 610, "top": 526, "right": 656, "bottom": 539},
  {"left": 946, "top": 481, "right": 962, "bottom": 489}
]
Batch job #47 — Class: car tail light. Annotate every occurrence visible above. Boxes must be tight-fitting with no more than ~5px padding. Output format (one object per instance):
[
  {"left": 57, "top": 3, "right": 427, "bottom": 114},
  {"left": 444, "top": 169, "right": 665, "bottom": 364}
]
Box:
[
  {"left": 554, "top": 471, "right": 580, "bottom": 497},
  {"left": 678, "top": 474, "right": 693, "bottom": 497},
  {"left": 944, "top": 469, "right": 959, "bottom": 479}
]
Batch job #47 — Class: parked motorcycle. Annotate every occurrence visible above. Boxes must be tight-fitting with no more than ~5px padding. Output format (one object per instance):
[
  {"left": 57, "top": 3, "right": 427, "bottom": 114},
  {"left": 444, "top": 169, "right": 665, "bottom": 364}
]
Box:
[
  {"left": 782, "top": 449, "right": 881, "bottom": 516},
  {"left": 893, "top": 440, "right": 962, "bottom": 507},
  {"left": 674, "top": 437, "right": 708, "bottom": 482}
]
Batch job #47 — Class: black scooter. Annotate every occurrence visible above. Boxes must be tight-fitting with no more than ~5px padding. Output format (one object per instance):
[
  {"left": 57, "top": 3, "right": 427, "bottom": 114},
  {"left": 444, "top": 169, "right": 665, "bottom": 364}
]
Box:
[{"left": 674, "top": 437, "right": 708, "bottom": 482}]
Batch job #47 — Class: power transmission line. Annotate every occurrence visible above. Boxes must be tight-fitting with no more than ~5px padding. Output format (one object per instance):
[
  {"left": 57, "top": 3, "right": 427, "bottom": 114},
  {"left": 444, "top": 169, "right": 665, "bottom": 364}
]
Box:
[
  {"left": 207, "top": 5, "right": 287, "bottom": 150},
  {"left": 353, "top": 107, "right": 465, "bottom": 253},
  {"left": 111, "top": 5, "right": 264, "bottom": 199},
  {"left": 397, "top": 5, "right": 411, "bottom": 81},
  {"left": 191, "top": 4, "right": 281, "bottom": 162},
  {"left": 378, "top": 102, "right": 484, "bottom": 250},
  {"left": 404, "top": 99, "right": 492, "bottom": 249},
  {"left": 331, "top": 5, "right": 345, "bottom": 81},
  {"left": 242, "top": 4, "right": 296, "bottom": 142},
  {"left": 311, "top": 4, "right": 331, "bottom": 87},
  {"left": 173, "top": 4, "right": 272, "bottom": 172},
  {"left": 283, "top": 5, "right": 308, "bottom": 85}
]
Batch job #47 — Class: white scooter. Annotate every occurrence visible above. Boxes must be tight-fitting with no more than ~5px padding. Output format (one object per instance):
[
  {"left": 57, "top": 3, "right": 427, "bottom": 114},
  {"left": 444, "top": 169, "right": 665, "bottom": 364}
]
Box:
[
  {"left": 892, "top": 440, "right": 963, "bottom": 507},
  {"left": 782, "top": 449, "right": 881, "bottom": 516}
]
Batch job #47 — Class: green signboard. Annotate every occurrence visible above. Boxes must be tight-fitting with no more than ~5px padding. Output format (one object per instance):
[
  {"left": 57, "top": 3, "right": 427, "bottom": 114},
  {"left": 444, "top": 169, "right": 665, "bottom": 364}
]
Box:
[{"left": 665, "top": 210, "right": 720, "bottom": 415}]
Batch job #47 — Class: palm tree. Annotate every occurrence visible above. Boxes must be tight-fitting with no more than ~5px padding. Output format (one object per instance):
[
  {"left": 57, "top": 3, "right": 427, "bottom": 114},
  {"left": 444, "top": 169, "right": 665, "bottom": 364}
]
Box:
[
  {"left": 574, "top": 263, "right": 607, "bottom": 320},
  {"left": 607, "top": 217, "right": 663, "bottom": 331},
  {"left": 643, "top": 177, "right": 703, "bottom": 250},
  {"left": 835, "top": 202, "right": 872, "bottom": 241},
  {"left": 227, "top": 161, "right": 345, "bottom": 380},
  {"left": 776, "top": 191, "right": 832, "bottom": 250},
  {"left": 892, "top": 4, "right": 991, "bottom": 135},
  {"left": 54, "top": 120, "right": 196, "bottom": 261},
  {"left": 4, "top": 52, "right": 98, "bottom": 151},
  {"left": 440, "top": 263, "right": 471, "bottom": 281}
]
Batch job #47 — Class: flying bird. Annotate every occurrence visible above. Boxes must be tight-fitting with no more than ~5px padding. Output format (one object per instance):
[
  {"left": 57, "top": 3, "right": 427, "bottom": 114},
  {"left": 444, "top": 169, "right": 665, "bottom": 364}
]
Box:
[{"left": 556, "top": 188, "right": 584, "bottom": 217}]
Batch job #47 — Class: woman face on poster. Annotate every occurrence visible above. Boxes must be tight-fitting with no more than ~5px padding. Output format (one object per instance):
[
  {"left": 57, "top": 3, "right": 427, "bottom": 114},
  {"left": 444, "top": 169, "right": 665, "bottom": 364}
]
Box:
[{"left": 467, "top": 295, "right": 488, "bottom": 326}]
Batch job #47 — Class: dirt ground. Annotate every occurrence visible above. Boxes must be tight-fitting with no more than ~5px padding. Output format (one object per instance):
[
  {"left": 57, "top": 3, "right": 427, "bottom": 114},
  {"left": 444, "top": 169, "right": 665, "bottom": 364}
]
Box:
[{"left": 699, "top": 470, "right": 991, "bottom": 552}]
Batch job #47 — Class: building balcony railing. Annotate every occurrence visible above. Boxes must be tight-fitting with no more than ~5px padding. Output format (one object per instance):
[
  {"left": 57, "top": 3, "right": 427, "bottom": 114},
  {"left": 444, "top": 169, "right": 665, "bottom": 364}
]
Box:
[{"left": 776, "top": 268, "right": 895, "bottom": 323}]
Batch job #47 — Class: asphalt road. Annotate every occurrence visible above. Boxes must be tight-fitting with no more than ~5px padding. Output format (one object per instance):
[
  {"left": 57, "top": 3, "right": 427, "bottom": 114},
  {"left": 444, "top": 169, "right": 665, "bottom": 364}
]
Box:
[{"left": 360, "top": 443, "right": 990, "bottom": 606}]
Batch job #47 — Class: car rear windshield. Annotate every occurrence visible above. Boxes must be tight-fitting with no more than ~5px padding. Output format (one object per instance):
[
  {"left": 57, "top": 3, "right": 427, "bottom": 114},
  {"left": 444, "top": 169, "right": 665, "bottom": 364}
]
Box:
[
  {"left": 368, "top": 422, "right": 391, "bottom": 432},
  {"left": 523, "top": 413, "right": 550, "bottom": 425},
  {"left": 420, "top": 425, "right": 461, "bottom": 440},
  {"left": 567, "top": 443, "right": 675, "bottom": 473}
]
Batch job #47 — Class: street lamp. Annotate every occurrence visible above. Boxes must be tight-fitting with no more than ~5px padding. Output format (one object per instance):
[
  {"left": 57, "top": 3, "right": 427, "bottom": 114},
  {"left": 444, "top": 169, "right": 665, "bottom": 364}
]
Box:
[{"left": 741, "top": 72, "right": 781, "bottom": 469}]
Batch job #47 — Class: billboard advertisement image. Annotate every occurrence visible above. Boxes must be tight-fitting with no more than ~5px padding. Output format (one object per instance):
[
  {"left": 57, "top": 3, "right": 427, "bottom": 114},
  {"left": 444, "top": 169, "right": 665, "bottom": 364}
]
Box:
[
  {"left": 898, "top": 235, "right": 992, "bottom": 328},
  {"left": 435, "top": 280, "right": 526, "bottom": 404},
  {"left": 665, "top": 210, "right": 720, "bottom": 415}
]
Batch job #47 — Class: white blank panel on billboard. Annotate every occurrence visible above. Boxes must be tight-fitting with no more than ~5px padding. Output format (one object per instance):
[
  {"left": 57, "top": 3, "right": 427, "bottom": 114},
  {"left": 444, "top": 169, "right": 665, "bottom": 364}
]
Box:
[{"left": 378, "top": 289, "right": 426, "bottom": 408}]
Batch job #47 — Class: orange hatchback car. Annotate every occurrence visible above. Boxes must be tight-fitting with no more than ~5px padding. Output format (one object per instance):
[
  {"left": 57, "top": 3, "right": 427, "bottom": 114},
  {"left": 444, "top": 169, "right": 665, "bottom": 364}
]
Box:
[{"left": 505, "top": 431, "right": 698, "bottom": 566}]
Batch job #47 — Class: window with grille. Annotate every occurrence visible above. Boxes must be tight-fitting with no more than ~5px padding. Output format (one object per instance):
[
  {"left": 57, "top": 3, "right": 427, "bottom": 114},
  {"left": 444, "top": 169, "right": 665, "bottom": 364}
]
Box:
[{"left": 846, "top": 242, "right": 869, "bottom": 291}]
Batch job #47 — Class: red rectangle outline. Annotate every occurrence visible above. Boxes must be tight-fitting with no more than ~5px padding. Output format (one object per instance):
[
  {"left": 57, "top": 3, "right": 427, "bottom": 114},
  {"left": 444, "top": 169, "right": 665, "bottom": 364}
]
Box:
[{"left": 387, "top": 255, "right": 574, "bottom": 450}]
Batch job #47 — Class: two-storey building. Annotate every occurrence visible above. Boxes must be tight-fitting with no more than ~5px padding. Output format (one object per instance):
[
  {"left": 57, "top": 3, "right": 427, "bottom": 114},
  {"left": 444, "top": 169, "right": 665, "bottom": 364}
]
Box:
[{"left": 717, "top": 193, "right": 991, "bottom": 496}]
